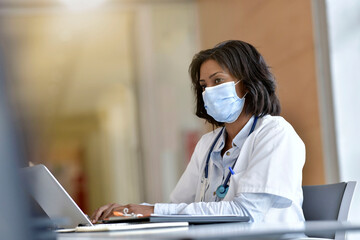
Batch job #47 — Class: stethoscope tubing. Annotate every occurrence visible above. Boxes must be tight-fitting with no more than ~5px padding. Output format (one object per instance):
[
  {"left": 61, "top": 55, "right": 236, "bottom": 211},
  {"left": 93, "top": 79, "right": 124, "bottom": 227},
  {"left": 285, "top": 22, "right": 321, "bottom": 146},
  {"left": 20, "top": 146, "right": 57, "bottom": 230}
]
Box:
[{"left": 203, "top": 116, "right": 259, "bottom": 198}]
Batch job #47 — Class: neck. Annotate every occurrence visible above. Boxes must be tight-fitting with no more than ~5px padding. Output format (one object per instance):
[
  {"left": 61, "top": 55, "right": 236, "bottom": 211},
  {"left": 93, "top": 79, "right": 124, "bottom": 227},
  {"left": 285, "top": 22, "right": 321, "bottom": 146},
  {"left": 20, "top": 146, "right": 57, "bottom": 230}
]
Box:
[{"left": 224, "top": 112, "right": 252, "bottom": 142}]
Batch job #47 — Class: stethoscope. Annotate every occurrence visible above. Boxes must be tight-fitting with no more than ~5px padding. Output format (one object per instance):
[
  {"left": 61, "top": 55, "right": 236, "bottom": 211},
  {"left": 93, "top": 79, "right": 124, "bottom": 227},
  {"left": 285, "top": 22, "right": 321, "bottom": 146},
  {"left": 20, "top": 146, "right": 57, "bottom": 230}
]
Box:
[{"left": 202, "top": 116, "right": 259, "bottom": 200}]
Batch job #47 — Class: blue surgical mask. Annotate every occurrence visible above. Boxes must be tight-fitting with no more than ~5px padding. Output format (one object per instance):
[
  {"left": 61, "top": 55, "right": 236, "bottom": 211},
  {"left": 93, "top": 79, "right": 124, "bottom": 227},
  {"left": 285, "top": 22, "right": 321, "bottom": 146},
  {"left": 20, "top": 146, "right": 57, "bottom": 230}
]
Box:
[{"left": 202, "top": 81, "right": 246, "bottom": 123}]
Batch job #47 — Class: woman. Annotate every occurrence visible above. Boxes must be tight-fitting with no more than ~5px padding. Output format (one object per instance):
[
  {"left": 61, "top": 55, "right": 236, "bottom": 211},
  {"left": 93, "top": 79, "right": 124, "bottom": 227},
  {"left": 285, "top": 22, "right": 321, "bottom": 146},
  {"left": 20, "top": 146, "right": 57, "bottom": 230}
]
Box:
[{"left": 91, "top": 40, "right": 305, "bottom": 223}]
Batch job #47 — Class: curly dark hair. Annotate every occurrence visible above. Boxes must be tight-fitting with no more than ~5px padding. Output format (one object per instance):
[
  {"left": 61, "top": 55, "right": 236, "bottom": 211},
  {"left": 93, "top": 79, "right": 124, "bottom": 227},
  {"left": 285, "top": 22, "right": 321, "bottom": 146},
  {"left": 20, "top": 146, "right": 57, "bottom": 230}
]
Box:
[{"left": 189, "top": 40, "right": 281, "bottom": 127}]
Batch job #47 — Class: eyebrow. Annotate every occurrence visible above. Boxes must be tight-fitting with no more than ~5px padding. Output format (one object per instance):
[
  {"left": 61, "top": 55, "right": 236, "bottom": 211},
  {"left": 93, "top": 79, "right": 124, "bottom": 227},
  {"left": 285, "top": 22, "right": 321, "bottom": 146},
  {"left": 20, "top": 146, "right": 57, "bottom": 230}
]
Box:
[{"left": 199, "top": 71, "right": 223, "bottom": 82}]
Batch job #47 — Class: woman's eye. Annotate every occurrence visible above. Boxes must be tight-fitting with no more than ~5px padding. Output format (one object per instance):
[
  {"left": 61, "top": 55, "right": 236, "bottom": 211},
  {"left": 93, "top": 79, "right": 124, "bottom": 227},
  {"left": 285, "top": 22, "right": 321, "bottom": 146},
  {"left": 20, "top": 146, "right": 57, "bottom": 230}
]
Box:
[{"left": 214, "top": 78, "right": 224, "bottom": 84}]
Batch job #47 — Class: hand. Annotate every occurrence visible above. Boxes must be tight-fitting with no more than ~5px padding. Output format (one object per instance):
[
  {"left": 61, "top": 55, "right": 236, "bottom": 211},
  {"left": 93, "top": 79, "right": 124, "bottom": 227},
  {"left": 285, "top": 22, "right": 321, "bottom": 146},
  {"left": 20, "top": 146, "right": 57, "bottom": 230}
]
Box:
[{"left": 90, "top": 203, "right": 154, "bottom": 223}]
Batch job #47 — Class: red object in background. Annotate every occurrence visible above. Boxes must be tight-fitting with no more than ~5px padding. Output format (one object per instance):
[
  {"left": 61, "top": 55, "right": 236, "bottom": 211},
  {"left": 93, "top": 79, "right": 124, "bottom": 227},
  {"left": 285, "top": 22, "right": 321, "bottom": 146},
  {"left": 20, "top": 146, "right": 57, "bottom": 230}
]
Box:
[
  {"left": 75, "top": 172, "right": 88, "bottom": 214},
  {"left": 185, "top": 131, "right": 200, "bottom": 163}
]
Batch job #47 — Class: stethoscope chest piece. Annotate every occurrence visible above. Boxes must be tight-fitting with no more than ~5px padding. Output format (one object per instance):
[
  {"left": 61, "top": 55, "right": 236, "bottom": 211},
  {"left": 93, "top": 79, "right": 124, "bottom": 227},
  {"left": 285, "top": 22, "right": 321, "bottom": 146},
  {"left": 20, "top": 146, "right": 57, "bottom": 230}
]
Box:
[{"left": 215, "top": 184, "right": 229, "bottom": 198}]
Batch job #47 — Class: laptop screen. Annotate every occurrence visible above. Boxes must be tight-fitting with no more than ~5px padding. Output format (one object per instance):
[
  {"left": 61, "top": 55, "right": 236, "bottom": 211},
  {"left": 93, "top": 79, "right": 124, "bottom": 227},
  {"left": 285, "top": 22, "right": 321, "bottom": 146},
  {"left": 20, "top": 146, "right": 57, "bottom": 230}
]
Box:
[{"left": 20, "top": 164, "right": 93, "bottom": 228}]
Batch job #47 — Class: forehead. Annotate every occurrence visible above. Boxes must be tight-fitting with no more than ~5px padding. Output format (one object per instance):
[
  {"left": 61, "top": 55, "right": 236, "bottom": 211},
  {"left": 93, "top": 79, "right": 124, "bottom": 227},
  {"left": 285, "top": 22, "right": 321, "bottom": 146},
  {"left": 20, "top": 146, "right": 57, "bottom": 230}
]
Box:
[{"left": 199, "top": 59, "right": 225, "bottom": 78}]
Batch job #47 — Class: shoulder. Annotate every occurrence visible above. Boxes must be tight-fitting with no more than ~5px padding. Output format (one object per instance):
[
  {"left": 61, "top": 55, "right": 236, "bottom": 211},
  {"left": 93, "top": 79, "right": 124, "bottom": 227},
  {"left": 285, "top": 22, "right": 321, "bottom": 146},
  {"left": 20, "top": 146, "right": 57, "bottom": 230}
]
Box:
[
  {"left": 257, "top": 115, "right": 297, "bottom": 134},
  {"left": 255, "top": 115, "right": 304, "bottom": 146}
]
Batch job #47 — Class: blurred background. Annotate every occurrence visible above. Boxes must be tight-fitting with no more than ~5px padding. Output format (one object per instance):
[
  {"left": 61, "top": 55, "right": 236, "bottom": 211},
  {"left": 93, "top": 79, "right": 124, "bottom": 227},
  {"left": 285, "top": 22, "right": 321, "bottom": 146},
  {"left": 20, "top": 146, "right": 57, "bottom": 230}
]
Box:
[{"left": 0, "top": 0, "right": 359, "bottom": 235}]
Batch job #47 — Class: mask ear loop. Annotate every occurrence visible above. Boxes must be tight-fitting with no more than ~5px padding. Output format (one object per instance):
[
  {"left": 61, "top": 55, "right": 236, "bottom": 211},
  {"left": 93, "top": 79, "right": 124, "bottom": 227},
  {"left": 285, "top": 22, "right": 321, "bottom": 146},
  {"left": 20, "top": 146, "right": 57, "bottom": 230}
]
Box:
[
  {"left": 241, "top": 92, "right": 248, "bottom": 99},
  {"left": 234, "top": 80, "right": 248, "bottom": 99}
]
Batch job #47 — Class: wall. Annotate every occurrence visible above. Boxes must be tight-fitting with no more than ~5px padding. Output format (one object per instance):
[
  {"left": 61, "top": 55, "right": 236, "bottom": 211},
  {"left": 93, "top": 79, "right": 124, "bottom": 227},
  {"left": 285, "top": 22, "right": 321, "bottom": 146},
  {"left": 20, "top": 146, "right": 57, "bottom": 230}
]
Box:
[
  {"left": 134, "top": 2, "right": 201, "bottom": 203},
  {"left": 0, "top": 7, "right": 142, "bottom": 213},
  {"left": 196, "top": 0, "right": 325, "bottom": 185},
  {"left": 0, "top": 0, "right": 202, "bottom": 211}
]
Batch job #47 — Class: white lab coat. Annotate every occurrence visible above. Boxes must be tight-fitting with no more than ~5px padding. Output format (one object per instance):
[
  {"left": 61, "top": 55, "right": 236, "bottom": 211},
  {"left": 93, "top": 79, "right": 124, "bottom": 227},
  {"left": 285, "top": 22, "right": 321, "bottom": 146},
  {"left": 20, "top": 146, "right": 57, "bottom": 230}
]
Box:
[{"left": 169, "top": 115, "right": 305, "bottom": 222}]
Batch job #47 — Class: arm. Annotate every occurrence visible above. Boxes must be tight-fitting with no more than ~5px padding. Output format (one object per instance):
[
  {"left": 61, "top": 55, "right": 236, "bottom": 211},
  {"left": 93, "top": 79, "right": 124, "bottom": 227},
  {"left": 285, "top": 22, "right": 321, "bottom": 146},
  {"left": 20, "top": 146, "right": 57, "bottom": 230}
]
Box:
[{"left": 155, "top": 193, "right": 280, "bottom": 222}]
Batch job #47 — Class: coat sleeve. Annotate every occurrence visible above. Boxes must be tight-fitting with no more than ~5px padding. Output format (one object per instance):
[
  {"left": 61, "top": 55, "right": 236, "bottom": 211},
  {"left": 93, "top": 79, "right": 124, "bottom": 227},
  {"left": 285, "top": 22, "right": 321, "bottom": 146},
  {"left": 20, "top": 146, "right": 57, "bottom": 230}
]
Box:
[{"left": 155, "top": 193, "right": 280, "bottom": 222}]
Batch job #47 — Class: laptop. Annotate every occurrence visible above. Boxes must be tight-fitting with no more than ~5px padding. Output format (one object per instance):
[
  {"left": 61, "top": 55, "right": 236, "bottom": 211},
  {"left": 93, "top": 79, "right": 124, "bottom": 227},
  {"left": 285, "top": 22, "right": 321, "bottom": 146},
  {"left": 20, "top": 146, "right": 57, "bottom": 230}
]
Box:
[
  {"left": 20, "top": 164, "right": 92, "bottom": 229},
  {"left": 20, "top": 164, "right": 248, "bottom": 230},
  {"left": 20, "top": 164, "right": 189, "bottom": 233}
]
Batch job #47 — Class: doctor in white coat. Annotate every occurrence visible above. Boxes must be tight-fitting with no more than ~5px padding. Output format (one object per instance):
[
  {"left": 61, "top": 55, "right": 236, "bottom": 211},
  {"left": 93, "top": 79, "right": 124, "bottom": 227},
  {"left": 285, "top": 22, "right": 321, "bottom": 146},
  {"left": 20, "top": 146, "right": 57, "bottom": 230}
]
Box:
[{"left": 91, "top": 40, "right": 306, "bottom": 223}]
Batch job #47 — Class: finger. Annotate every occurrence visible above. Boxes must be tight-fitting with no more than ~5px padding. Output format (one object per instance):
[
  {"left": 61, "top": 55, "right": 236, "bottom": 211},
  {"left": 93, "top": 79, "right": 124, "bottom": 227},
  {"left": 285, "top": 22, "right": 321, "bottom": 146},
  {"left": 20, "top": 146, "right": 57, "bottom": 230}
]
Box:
[
  {"left": 90, "top": 209, "right": 98, "bottom": 221},
  {"left": 91, "top": 207, "right": 105, "bottom": 222},
  {"left": 91, "top": 204, "right": 113, "bottom": 223},
  {"left": 102, "top": 203, "right": 121, "bottom": 220},
  {"left": 90, "top": 205, "right": 108, "bottom": 221}
]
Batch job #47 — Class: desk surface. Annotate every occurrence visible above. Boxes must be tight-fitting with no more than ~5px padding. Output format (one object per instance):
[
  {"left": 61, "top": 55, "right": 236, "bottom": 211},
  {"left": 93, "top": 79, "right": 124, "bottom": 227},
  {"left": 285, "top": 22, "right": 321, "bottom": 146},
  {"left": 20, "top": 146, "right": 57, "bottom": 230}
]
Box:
[{"left": 56, "top": 221, "right": 360, "bottom": 240}]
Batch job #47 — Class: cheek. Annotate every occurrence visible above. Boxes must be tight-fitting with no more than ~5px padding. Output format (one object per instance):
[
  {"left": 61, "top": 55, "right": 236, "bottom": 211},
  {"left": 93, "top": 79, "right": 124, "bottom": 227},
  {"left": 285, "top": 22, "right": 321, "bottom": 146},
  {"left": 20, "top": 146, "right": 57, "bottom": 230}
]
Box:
[{"left": 235, "top": 85, "right": 246, "bottom": 98}]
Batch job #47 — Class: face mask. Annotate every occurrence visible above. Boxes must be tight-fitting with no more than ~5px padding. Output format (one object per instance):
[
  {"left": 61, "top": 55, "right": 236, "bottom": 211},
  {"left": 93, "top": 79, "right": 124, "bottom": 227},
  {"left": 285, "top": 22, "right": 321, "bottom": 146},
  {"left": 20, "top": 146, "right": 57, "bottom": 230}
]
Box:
[{"left": 202, "top": 81, "right": 246, "bottom": 123}]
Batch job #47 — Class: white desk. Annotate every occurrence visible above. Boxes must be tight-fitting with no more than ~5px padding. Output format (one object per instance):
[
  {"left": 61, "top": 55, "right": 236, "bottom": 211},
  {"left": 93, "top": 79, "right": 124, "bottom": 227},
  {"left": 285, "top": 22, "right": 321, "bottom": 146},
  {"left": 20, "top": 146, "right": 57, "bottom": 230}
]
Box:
[{"left": 57, "top": 221, "right": 360, "bottom": 240}]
